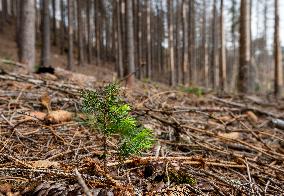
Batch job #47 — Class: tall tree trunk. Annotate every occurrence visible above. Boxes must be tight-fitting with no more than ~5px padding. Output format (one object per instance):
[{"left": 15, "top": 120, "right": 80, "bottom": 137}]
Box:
[
  {"left": 175, "top": 0, "right": 182, "bottom": 84},
  {"left": 189, "top": 0, "right": 196, "bottom": 85},
  {"left": 210, "top": 0, "right": 218, "bottom": 89},
  {"left": 95, "top": 0, "right": 101, "bottom": 66},
  {"left": 238, "top": 0, "right": 250, "bottom": 93},
  {"left": 60, "top": 0, "right": 66, "bottom": 55},
  {"left": 146, "top": 0, "right": 151, "bottom": 79},
  {"left": 202, "top": 0, "right": 208, "bottom": 87},
  {"left": 274, "top": 0, "right": 283, "bottom": 97},
  {"left": 41, "top": 0, "right": 51, "bottom": 67},
  {"left": 77, "top": 0, "right": 84, "bottom": 66},
  {"left": 116, "top": 0, "right": 123, "bottom": 78},
  {"left": 230, "top": 0, "right": 237, "bottom": 91},
  {"left": 137, "top": 0, "right": 143, "bottom": 79},
  {"left": 16, "top": 0, "right": 22, "bottom": 48},
  {"left": 86, "top": 0, "right": 92, "bottom": 64},
  {"left": 182, "top": 0, "right": 189, "bottom": 85},
  {"left": 219, "top": 0, "right": 226, "bottom": 91},
  {"left": 167, "top": 0, "right": 175, "bottom": 86},
  {"left": 126, "top": 0, "right": 135, "bottom": 88},
  {"left": 52, "top": 0, "right": 57, "bottom": 46},
  {"left": 67, "top": 0, "right": 73, "bottom": 70},
  {"left": 19, "top": 0, "right": 35, "bottom": 72}
]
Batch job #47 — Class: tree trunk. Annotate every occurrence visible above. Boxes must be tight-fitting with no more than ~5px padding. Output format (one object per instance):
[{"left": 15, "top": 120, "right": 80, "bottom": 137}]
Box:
[
  {"left": 86, "top": 0, "right": 92, "bottom": 64},
  {"left": 60, "top": 0, "right": 66, "bottom": 55},
  {"left": 146, "top": 0, "right": 151, "bottom": 79},
  {"left": 19, "top": 0, "right": 35, "bottom": 72},
  {"left": 238, "top": 0, "right": 250, "bottom": 93},
  {"left": 41, "top": 0, "right": 51, "bottom": 67},
  {"left": 219, "top": 0, "right": 226, "bottom": 91},
  {"left": 126, "top": 0, "right": 135, "bottom": 88},
  {"left": 210, "top": 0, "right": 218, "bottom": 89},
  {"left": 202, "top": 0, "right": 208, "bottom": 87},
  {"left": 116, "top": 0, "right": 123, "bottom": 78},
  {"left": 67, "top": 0, "right": 73, "bottom": 70},
  {"left": 175, "top": 0, "right": 182, "bottom": 84},
  {"left": 182, "top": 0, "right": 189, "bottom": 85},
  {"left": 137, "top": 0, "right": 143, "bottom": 79},
  {"left": 94, "top": 0, "right": 101, "bottom": 66},
  {"left": 167, "top": 0, "right": 175, "bottom": 86},
  {"left": 189, "top": 0, "right": 196, "bottom": 85},
  {"left": 52, "top": 0, "right": 57, "bottom": 46},
  {"left": 274, "top": 0, "right": 283, "bottom": 97},
  {"left": 77, "top": 0, "right": 84, "bottom": 66}
]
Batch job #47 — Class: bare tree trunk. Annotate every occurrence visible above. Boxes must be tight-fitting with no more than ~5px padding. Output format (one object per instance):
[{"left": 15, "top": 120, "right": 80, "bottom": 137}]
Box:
[
  {"left": 86, "top": 0, "right": 92, "bottom": 64},
  {"left": 60, "top": 0, "right": 66, "bottom": 55},
  {"left": 146, "top": 0, "right": 151, "bottom": 79},
  {"left": 167, "top": 0, "right": 175, "bottom": 86},
  {"left": 51, "top": 0, "right": 57, "bottom": 46},
  {"left": 175, "top": 0, "right": 182, "bottom": 84},
  {"left": 202, "top": 0, "right": 208, "bottom": 87},
  {"left": 41, "top": 0, "right": 51, "bottom": 67},
  {"left": 19, "top": 0, "right": 35, "bottom": 72},
  {"left": 95, "top": 0, "right": 101, "bottom": 66},
  {"left": 67, "top": 0, "right": 73, "bottom": 70},
  {"left": 126, "top": 0, "right": 135, "bottom": 88},
  {"left": 189, "top": 0, "right": 196, "bottom": 85},
  {"left": 16, "top": 0, "right": 22, "bottom": 49},
  {"left": 210, "top": 0, "right": 218, "bottom": 89},
  {"left": 182, "top": 0, "right": 189, "bottom": 85},
  {"left": 116, "top": 0, "right": 123, "bottom": 78},
  {"left": 77, "top": 0, "right": 84, "bottom": 66},
  {"left": 238, "top": 0, "right": 250, "bottom": 93},
  {"left": 137, "top": 0, "right": 143, "bottom": 79},
  {"left": 274, "top": 0, "right": 283, "bottom": 97},
  {"left": 219, "top": 0, "right": 226, "bottom": 91}
]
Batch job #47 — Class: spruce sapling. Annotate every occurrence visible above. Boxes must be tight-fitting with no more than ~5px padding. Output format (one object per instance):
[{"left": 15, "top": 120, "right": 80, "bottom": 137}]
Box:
[{"left": 81, "top": 83, "right": 154, "bottom": 170}]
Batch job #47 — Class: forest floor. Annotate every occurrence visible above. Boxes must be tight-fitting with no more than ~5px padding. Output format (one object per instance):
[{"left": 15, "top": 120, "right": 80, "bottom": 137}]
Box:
[{"left": 0, "top": 60, "right": 284, "bottom": 196}]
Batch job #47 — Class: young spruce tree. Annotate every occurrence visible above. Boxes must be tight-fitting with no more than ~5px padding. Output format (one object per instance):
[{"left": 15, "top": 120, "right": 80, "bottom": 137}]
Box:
[{"left": 81, "top": 83, "right": 154, "bottom": 167}]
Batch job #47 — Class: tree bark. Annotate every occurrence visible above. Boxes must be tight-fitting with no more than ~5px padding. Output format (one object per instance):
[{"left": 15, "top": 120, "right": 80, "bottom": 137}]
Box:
[
  {"left": 238, "top": 0, "right": 250, "bottom": 93},
  {"left": 77, "top": 0, "right": 84, "bottom": 66},
  {"left": 182, "top": 0, "right": 189, "bottom": 85},
  {"left": 167, "top": 0, "right": 175, "bottom": 86},
  {"left": 210, "top": 0, "right": 218, "bottom": 89},
  {"left": 219, "top": 0, "right": 226, "bottom": 91},
  {"left": 67, "top": 0, "right": 74, "bottom": 70},
  {"left": 94, "top": 0, "right": 101, "bottom": 66},
  {"left": 52, "top": 0, "right": 57, "bottom": 46},
  {"left": 126, "top": 0, "right": 135, "bottom": 88},
  {"left": 60, "top": 0, "right": 66, "bottom": 55},
  {"left": 116, "top": 0, "right": 123, "bottom": 78},
  {"left": 41, "top": 0, "right": 51, "bottom": 67},
  {"left": 274, "top": 0, "right": 283, "bottom": 97},
  {"left": 19, "top": 0, "right": 36, "bottom": 72},
  {"left": 201, "top": 0, "right": 208, "bottom": 88},
  {"left": 146, "top": 0, "right": 151, "bottom": 79},
  {"left": 175, "top": 0, "right": 182, "bottom": 84}
]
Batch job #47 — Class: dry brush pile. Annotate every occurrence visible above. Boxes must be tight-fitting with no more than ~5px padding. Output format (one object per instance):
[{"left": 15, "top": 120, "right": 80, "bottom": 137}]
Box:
[{"left": 0, "top": 66, "right": 284, "bottom": 195}]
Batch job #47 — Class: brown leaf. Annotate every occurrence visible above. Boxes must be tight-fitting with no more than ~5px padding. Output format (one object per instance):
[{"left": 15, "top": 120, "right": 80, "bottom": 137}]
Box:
[
  {"left": 40, "top": 92, "right": 52, "bottom": 113},
  {"left": 246, "top": 111, "right": 258, "bottom": 123},
  {"left": 218, "top": 132, "right": 240, "bottom": 140},
  {"left": 45, "top": 110, "right": 73, "bottom": 124},
  {"left": 29, "top": 160, "right": 59, "bottom": 169},
  {"left": 218, "top": 115, "right": 232, "bottom": 122},
  {"left": 26, "top": 111, "right": 47, "bottom": 121}
]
